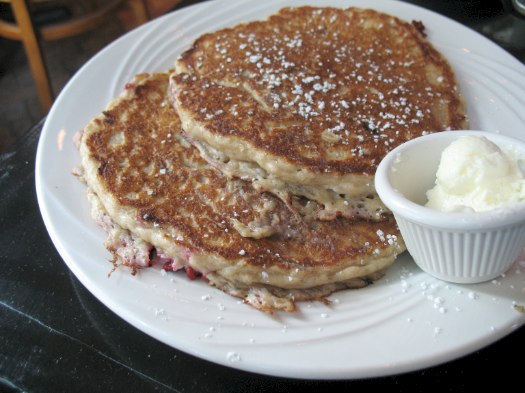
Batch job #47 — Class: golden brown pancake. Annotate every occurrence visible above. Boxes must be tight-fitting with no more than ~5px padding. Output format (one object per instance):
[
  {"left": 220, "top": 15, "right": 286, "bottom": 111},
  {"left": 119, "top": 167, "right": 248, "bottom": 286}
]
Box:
[
  {"left": 170, "top": 6, "right": 467, "bottom": 207},
  {"left": 78, "top": 72, "right": 405, "bottom": 312}
]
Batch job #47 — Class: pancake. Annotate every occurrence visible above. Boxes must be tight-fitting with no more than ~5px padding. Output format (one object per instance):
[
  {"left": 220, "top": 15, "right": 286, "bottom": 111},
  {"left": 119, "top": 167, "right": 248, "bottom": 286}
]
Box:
[
  {"left": 78, "top": 72, "right": 405, "bottom": 312},
  {"left": 170, "top": 6, "right": 468, "bottom": 213}
]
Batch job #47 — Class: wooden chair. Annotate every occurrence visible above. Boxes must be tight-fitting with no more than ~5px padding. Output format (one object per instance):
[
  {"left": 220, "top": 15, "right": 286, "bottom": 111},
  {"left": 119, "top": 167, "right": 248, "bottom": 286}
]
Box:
[{"left": 0, "top": 0, "right": 149, "bottom": 112}]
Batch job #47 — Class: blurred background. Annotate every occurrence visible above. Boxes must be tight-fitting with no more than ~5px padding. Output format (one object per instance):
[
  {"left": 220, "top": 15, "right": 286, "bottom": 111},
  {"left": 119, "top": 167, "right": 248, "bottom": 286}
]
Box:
[
  {"left": 0, "top": 0, "right": 204, "bottom": 153},
  {"left": 0, "top": 0, "right": 524, "bottom": 153}
]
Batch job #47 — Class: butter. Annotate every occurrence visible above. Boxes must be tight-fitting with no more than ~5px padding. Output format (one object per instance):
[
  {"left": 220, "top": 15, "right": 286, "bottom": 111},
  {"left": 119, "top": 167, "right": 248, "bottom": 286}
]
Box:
[{"left": 426, "top": 135, "right": 525, "bottom": 212}]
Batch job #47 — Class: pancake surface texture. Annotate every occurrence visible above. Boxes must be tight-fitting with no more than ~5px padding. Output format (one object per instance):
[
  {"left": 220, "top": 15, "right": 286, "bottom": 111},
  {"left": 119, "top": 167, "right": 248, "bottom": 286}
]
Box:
[
  {"left": 170, "top": 6, "right": 467, "bottom": 200},
  {"left": 79, "top": 72, "right": 405, "bottom": 312}
]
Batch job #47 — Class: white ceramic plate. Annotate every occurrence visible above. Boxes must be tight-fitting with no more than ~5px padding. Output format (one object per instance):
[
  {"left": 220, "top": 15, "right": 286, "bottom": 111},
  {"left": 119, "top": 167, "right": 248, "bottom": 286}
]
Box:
[{"left": 36, "top": 0, "right": 525, "bottom": 379}]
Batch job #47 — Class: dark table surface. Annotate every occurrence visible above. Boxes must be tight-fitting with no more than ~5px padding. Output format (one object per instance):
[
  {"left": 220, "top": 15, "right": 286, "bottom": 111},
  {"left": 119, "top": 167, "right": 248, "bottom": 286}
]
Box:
[{"left": 2, "top": 1, "right": 525, "bottom": 392}]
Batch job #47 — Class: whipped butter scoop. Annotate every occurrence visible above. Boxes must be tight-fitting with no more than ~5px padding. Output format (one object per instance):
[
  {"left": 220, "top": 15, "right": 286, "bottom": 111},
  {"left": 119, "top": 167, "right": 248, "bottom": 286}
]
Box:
[{"left": 426, "top": 135, "right": 525, "bottom": 212}]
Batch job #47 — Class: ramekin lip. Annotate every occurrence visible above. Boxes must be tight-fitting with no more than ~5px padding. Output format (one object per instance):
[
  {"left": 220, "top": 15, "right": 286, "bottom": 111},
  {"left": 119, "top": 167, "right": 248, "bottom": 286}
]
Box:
[{"left": 375, "top": 130, "right": 525, "bottom": 231}]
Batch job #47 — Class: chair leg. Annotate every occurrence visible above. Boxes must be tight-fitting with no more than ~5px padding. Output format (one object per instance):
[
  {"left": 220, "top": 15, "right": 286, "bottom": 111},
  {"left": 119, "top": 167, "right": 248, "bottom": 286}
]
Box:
[
  {"left": 128, "top": 0, "right": 150, "bottom": 25},
  {"left": 11, "top": 0, "right": 53, "bottom": 112}
]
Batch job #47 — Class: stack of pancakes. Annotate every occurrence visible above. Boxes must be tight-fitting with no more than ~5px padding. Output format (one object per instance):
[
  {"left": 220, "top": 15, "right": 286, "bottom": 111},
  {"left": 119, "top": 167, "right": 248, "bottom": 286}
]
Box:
[{"left": 78, "top": 7, "right": 468, "bottom": 312}]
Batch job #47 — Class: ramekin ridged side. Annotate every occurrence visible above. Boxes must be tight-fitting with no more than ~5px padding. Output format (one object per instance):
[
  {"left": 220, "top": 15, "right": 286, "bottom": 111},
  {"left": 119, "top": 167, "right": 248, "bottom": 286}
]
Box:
[{"left": 393, "top": 214, "right": 525, "bottom": 283}]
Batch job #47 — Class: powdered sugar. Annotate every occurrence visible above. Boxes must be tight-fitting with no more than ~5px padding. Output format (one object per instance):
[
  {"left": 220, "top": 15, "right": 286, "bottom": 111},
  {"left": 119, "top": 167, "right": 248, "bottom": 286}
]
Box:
[{"left": 175, "top": 5, "right": 463, "bottom": 167}]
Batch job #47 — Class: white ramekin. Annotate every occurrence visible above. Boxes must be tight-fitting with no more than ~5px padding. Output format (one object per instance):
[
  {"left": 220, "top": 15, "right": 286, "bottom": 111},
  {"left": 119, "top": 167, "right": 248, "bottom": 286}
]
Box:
[{"left": 375, "top": 130, "right": 525, "bottom": 284}]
